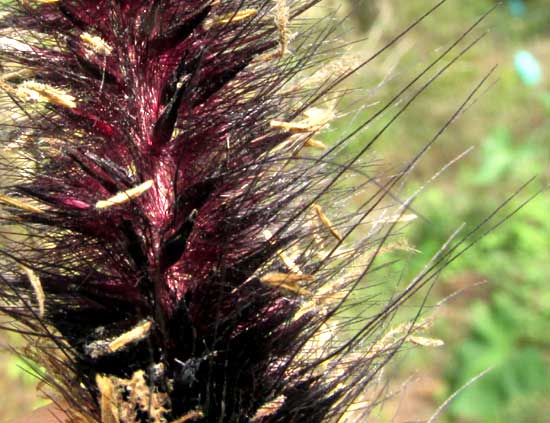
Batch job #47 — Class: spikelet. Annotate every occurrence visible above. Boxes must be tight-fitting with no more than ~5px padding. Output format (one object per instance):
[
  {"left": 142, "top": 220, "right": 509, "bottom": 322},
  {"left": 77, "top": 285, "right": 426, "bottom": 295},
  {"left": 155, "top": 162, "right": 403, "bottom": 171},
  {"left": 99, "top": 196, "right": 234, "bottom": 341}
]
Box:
[{"left": 0, "top": 1, "right": 522, "bottom": 422}]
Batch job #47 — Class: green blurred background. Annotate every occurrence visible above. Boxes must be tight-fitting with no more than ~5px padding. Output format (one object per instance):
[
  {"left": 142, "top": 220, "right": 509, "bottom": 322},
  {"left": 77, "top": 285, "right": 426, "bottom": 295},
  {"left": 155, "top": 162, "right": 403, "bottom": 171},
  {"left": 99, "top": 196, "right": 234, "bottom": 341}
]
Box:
[
  {"left": 320, "top": 0, "right": 549, "bottom": 422},
  {"left": 0, "top": 0, "right": 548, "bottom": 421}
]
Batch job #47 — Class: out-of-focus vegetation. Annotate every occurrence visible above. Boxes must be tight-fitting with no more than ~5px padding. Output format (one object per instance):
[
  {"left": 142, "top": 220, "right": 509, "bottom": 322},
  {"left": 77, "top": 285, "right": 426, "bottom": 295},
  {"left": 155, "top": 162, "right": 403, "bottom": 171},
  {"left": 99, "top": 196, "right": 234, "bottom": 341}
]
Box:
[
  {"left": 0, "top": 0, "right": 548, "bottom": 421},
  {"left": 322, "top": 0, "right": 549, "bottom": 421}
]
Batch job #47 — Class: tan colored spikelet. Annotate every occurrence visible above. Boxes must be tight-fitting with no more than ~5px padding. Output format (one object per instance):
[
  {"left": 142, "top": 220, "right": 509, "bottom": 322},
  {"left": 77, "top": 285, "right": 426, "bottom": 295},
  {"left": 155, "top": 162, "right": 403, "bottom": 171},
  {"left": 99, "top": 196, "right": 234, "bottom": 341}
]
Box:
[
  {"left": 260, "top": 272, "right": 313, "bottom": 296},
  {"left": 108, "top": 320, "right": 153, "bottom": 354},
  {"left": 311, "top": 203, "right": 343, "bottom": 241},
  {"left": 0, "top": 194, "right": 44, "bottom": 214},
  {"left": 16, "top": 81, "right": 77, "bottom": 109},
  {"left": 96, "top": 369, "right": 172, "bottom": 423},
  {"left": 80, "top": 32, "right": 113, "bottom": 55},
  {"left": 206, "top": 9, "right": 257, "bottom": 27},
  {"left": 95, "top": 180, "right": 154, "bottom": 209},
  {"left": 274, "top": 0, "right": 291, "bottom": 57},
  {"left": 86, "top": 320, "right": 153, "bottom": 358},
  {"left": 19, "top": 264, "right": 45, "bottom": 318},
  {"left": 251, "top": 395, "right": 286, "bottom": 421},
  {"left": 96, "top": 374, "right": 120, "bottom": 423},
  {"left": 126, "top": 370, "right": 170, "bottom": 422}
]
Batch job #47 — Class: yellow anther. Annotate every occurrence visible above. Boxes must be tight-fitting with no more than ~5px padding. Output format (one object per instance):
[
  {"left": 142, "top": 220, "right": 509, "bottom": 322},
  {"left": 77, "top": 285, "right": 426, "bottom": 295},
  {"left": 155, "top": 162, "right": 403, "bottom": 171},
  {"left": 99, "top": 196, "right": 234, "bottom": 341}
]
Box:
[
  {"left": 108, "top": 320, "right": 153, "bottom": 354},
  {"left": 260, "top": 272, "right": 313, "bottom": 296},
  {"left": 303, "top": 138, "right": 328, "bottom": 150},
  {"left": 87, "top": 320, "right": 153, "bottom": 359},
  {"left": 95, "top": 180, "right": 154, "bottom": 209},
  {"left": 311, "top": 203, "right": 342, "bottom": 241}
]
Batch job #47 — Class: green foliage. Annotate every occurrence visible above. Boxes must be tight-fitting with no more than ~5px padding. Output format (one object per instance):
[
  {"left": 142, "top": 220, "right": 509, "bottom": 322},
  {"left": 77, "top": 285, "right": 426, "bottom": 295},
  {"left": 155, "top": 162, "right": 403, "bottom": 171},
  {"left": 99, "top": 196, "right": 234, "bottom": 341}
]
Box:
[
  {"left": 336, "top": 2, "right": 550, "bottom": 420},
  {"left": 6, "top": 356, "right": 42, "bottom": 387},
  {"left": 407, "top": 130, "right": 549, "bottom": 420},
  {"left": 446, "top": 300, "right": 550, "bottom": 421}
]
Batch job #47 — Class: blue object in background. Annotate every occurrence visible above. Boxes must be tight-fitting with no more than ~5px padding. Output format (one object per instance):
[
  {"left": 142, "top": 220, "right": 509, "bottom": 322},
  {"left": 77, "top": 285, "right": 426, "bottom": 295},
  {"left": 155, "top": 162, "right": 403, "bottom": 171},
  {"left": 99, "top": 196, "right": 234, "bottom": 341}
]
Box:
[
  {"left": 508, "top": 0, "right": 526, "bottom": 17},
  {"left": 514, "top": 51, "right": 543, "bottom": 86}
]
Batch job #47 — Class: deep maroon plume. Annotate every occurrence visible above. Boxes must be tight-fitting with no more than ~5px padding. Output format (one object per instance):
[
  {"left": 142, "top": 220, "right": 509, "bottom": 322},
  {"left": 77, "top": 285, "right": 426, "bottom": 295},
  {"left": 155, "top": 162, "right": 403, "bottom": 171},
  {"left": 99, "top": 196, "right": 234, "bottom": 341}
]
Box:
[{"left": 0, "top": 1, "right": 508, "bottom": 422}]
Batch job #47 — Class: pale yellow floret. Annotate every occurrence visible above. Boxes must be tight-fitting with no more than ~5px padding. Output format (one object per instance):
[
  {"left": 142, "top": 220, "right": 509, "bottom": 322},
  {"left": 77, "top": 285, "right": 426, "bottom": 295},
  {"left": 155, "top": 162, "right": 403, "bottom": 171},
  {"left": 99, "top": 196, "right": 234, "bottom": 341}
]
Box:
[
  {"left": 19, "top": 264, "right": 45, "bottom": 318},
  {"left": 271, "top": 107, "right": 333, "bottom": 134},
  {"left": 95, "top": 180, "right": 154, "bottom": 209},
  {"left": 303, "top": 138, "right": 328, "bottom": 150},
  {"left": 80, "top": 32, "right": 113, "bottom": 55},
  {"left": 270, "top": 119, "right": 324, "bottom": 134},
  {"left": 274, "top": 0, "right": 291, "bottom": 57},
  {"left": 16, "top": 80, "right": 77, "bottom": 109},
  {"left": 409, "top": 335, "right": 445, "bottom": 347}
]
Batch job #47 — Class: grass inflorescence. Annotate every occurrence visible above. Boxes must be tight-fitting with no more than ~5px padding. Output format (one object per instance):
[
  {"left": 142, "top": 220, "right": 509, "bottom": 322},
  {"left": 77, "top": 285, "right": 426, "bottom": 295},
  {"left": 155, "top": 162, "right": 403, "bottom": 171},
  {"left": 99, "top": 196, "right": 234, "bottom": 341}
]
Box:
[{"left": 0, "top": 1, "right": 539, "bottom": 422}]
